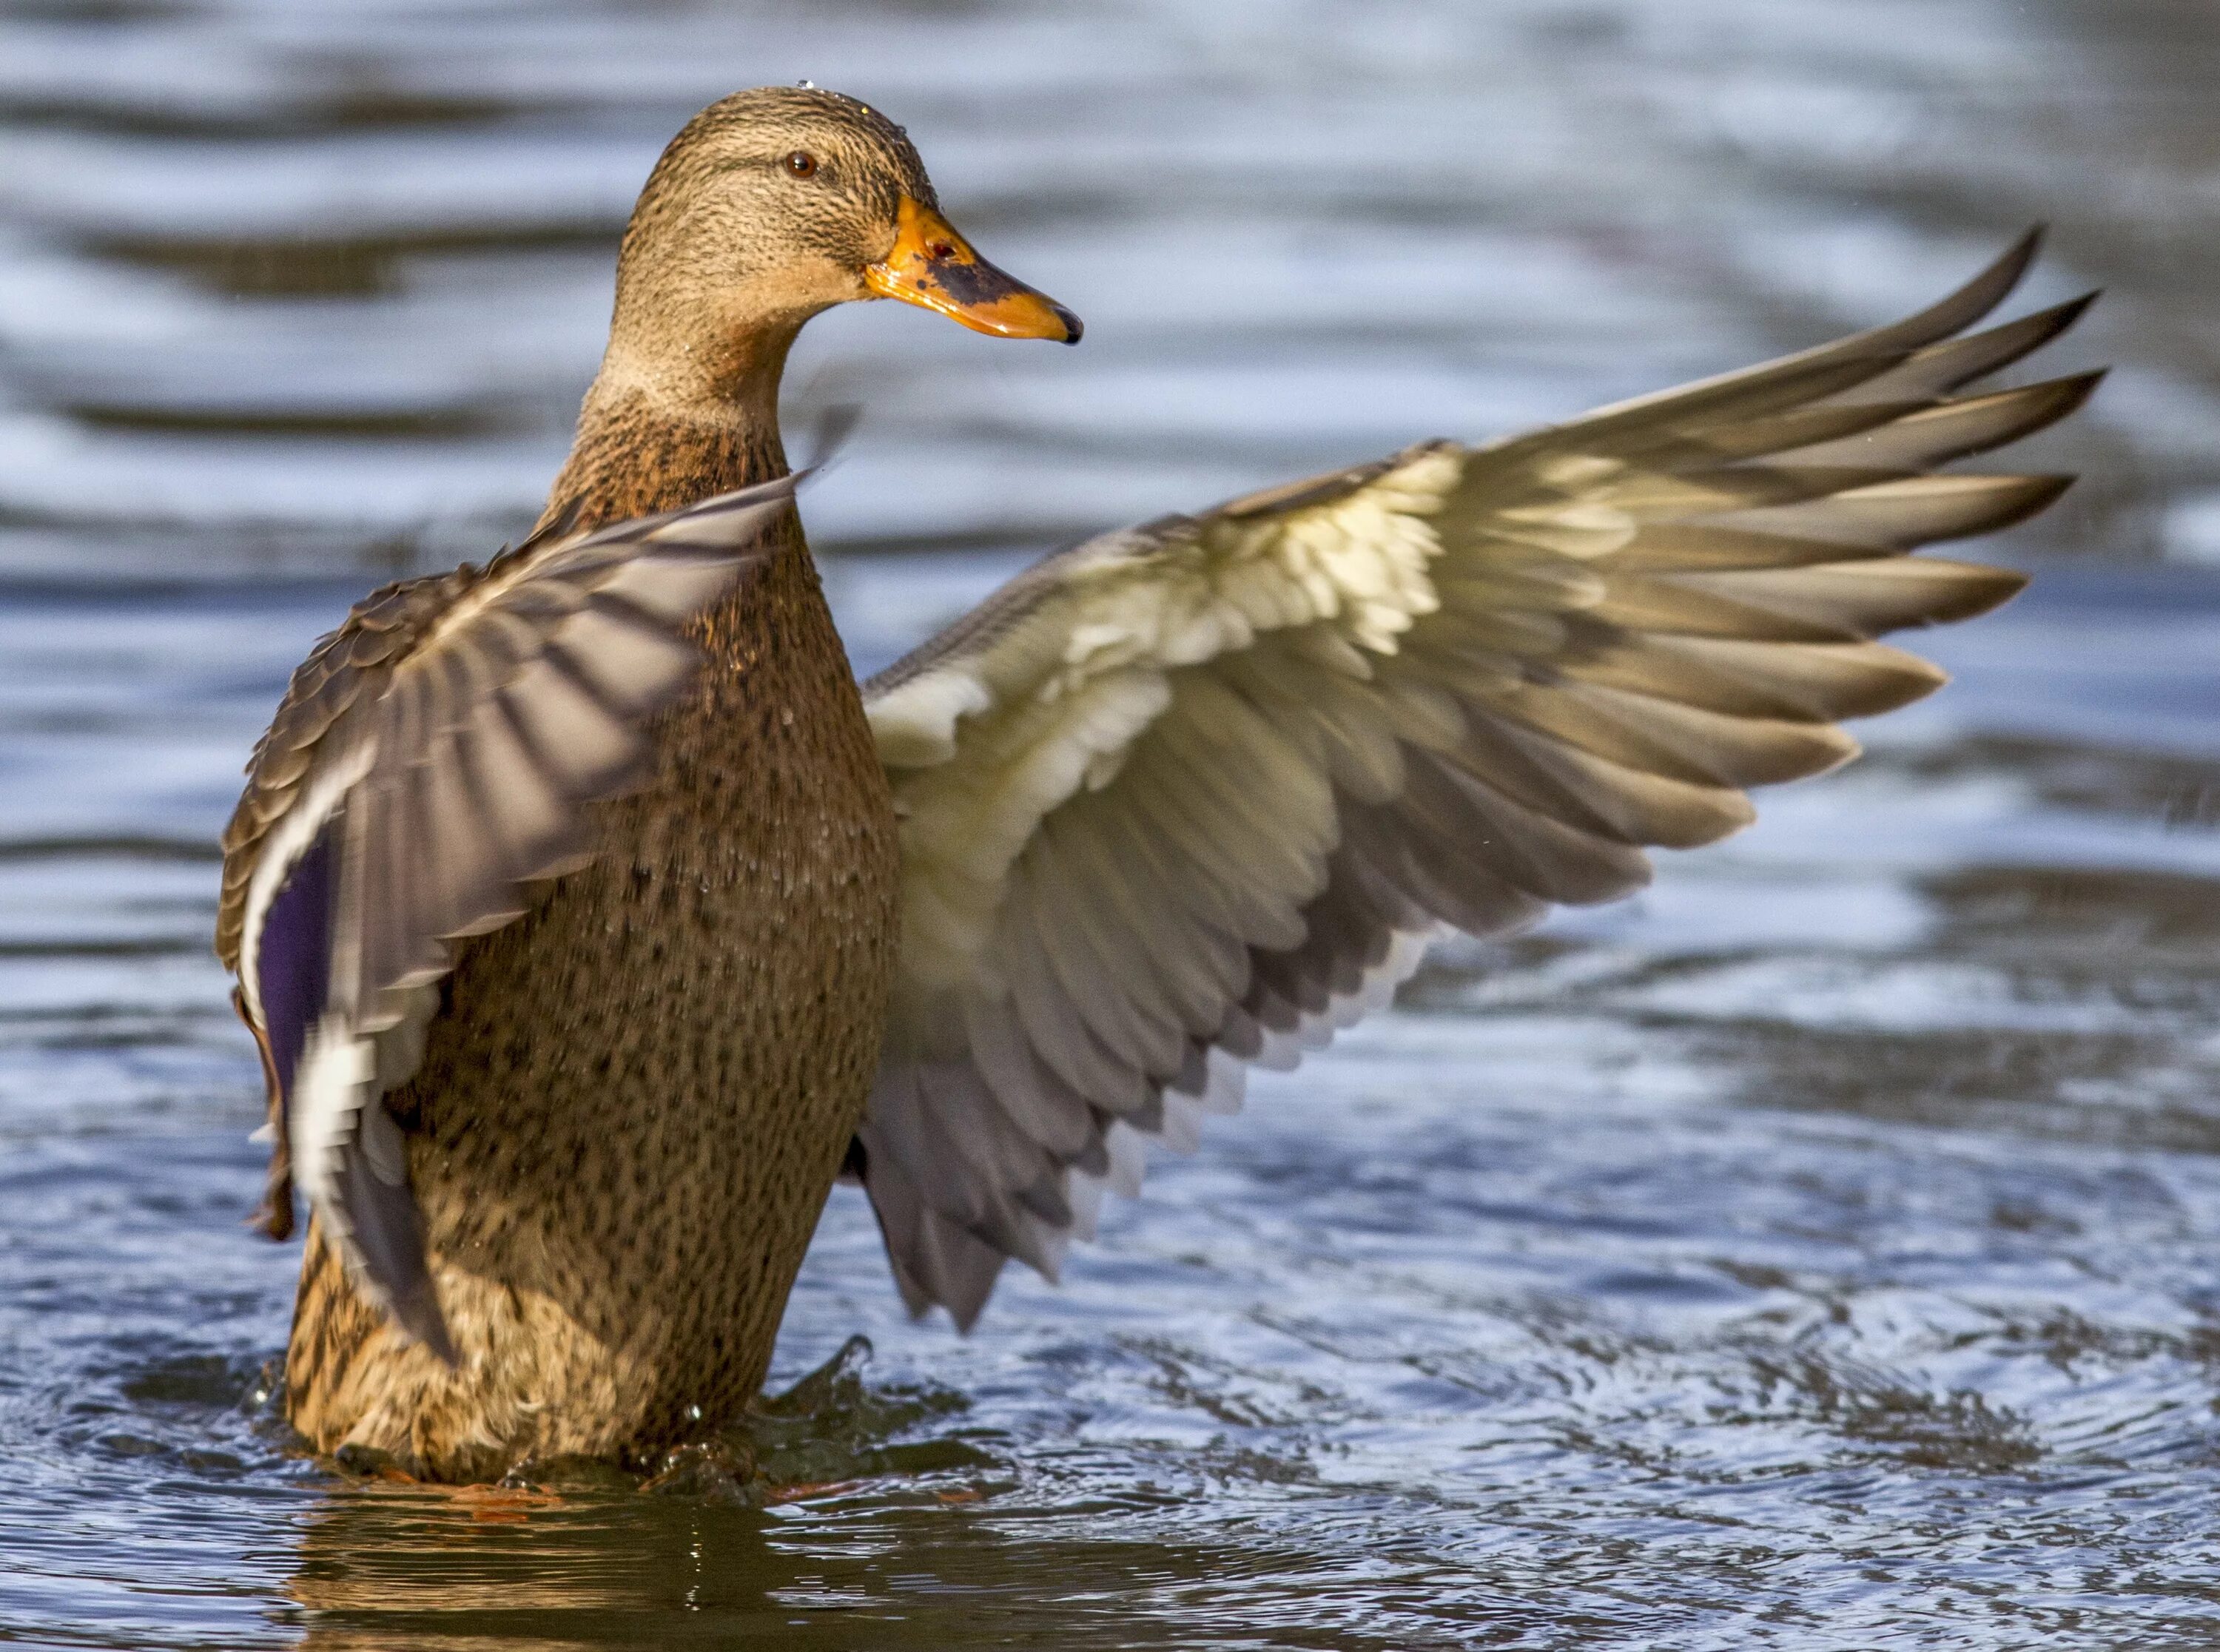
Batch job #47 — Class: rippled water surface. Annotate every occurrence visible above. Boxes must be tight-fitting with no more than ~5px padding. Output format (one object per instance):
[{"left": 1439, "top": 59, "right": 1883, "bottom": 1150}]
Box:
[{"left": 8, "top": 1, "right": 2220, "bottom": 1646}]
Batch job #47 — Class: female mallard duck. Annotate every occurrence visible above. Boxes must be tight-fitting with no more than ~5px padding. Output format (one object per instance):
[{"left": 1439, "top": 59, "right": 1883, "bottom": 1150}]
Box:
[{"left": 219, "top": 85, "right": 2099, "bottom": 1481}]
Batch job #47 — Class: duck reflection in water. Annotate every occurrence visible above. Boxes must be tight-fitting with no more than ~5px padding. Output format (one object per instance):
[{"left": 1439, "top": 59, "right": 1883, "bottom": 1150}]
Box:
[{"left": 275, "top": 1338, "right": 1251, "bottom": 1649}]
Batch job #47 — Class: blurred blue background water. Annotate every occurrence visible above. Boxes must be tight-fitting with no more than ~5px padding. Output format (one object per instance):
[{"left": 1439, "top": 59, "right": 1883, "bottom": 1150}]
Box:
[{"left": 7, "top": 1, "right": 2220, "bottom": 1647}]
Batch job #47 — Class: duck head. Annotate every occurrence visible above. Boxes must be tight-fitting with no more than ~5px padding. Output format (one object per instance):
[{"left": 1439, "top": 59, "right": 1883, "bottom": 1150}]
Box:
[{"left": 603, "top": 86, "right": 1080, "bottom": 401}]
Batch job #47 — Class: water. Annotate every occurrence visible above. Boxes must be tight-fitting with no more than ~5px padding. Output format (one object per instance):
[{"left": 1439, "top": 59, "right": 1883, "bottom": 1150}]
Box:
[{"left": 5, "top": 0, "right": 2220, "bottom": 1645}]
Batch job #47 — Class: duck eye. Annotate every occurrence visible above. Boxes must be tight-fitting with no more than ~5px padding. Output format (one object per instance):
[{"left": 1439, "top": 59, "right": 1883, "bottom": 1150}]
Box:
[{"left": 785, "top": 150, "right": 818, "bottom": 178}]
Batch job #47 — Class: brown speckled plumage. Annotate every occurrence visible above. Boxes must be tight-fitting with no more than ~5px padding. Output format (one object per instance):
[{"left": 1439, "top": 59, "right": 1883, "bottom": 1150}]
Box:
[
  {"left": 283, "top": 413, "right": 899, "bottom": 1479},
  {"left": 272, "top": 90, "right": 912, "bottom": 1479}
]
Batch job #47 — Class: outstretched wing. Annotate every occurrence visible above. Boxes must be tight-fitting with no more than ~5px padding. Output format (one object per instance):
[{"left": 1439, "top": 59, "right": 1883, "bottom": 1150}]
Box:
[
  {"left": 856, "top": 230, "right": 2099, "bottom": 1326},
  {"left": 218, "top": 479, "right": 801, "bottom": 1359}
]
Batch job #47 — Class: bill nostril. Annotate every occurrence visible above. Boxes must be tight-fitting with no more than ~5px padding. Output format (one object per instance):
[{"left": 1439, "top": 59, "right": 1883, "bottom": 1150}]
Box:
[{"left": 926, "top": 240, "right": 955, "bottom": 260}]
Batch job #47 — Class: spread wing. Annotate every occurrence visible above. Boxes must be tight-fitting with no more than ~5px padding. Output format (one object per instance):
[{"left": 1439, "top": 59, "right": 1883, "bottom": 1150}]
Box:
[
  {"left": 217, "top": 479, "right": 801, "bottom": 1360},
  {"left": 855, "top": 229, "right": 2099, "bottom": 1326}
]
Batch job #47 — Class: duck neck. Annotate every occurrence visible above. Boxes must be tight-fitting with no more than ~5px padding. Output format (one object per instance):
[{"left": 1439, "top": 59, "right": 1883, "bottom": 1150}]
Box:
[{"left": 539, "top": 319, "right": 801, "bottom": 533}]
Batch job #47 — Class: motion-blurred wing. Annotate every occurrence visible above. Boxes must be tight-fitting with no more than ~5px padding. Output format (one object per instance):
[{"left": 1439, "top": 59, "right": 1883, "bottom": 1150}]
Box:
[
  {"left": 218, "top": 479, "right": 801, "bottom": 1358},
  {"left": 857, "top": 230, "right": 2099, "bottom": 1326}
]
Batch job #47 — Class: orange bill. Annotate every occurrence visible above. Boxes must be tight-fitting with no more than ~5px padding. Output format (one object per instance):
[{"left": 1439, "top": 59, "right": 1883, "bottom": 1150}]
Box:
[{"left": 864, "top": 197, "right": 1081, "bottom": 343}]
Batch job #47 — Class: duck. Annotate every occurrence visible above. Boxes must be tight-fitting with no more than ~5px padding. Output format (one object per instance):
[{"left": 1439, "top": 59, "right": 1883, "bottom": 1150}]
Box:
[{"left": 218, "top": 85, "right": 2099, "bottom": 1482}]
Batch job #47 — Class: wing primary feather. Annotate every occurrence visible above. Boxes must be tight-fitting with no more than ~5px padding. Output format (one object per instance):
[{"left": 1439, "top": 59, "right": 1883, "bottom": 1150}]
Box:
[
  {"left": 290, "top": 1019, "right": 457, "bottom": 1365},
  {"left": 1562, "top": 633, "right": 1947, "bottom": 723},
  {"left": 337, "top": 1109, "right": 457, "bottom": 1366},
  {"left": 1820, "top": 292, "right": 2098, "bottom": 406},
  {"left": 1666, "top": 558, "right": 2030, "bottom": 638},
  {"left": 1717, "top": 473, "right": 2072, "bottom": 550},
  {"left": 1776, "top": 373, "right": 2102, "bottom": 471},
  {"left": 1505, "top": 231, "right": 2039, "bottom": 454}
]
